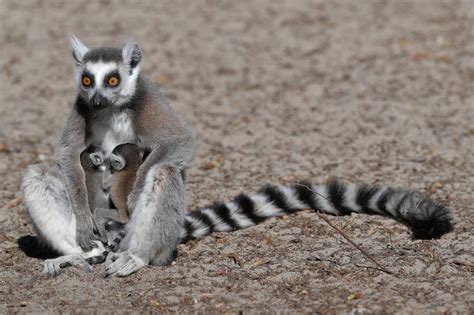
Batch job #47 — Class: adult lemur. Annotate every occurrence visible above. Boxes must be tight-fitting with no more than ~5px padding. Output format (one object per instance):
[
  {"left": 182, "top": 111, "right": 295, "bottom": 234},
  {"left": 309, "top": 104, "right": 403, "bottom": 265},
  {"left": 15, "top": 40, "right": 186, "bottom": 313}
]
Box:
[{"left": 21, "top": 36, "right": 453, "bottom": 277}]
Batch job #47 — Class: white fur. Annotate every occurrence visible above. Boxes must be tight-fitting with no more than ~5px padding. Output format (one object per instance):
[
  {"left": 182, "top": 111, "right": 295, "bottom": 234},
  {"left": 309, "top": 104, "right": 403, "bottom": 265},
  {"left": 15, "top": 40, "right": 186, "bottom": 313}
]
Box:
[
  {"left": 129, "top": 165, "right": 158, "bottom": 222},
  {"left": 368, "top": 187, "right": 387, "bottom": 214},
  {"left": 201, "top": 208, "right": 232, "bottom": 232},
  {"left": 343, "top": 183, "right": 361, "bottom": 212},
  {"left": 249, "top": 193, "right": 282, "bottom": 217},
  {"left": 116, "top": 66, "right": 140, "bottom": 106},
  {"left": 22, "top": 164, "right": 108, "bottom": 276},
  {"left": 105, "top": 252, "right": 146, "bottom": 277},
  {"left": 314, "top": 184, "right": 338, "bottom": 215},
  {"left": 279, "top": 186, "right": 307, "bottom": 209},
  {"left": 85, "top": 61, "right": 117, "bottom": 89},
  {"left": 124, "top": 164, "right": 165, "bottom": 254},
  {"left": 70, "top": 35, "right": 89, "bottom": 64},
  {"left": 74, "top": 59, "right": 140, "bottom": 107},
  {"left": 90, "top": 111, "right": 136, "bottom": 155},
  {"left": 22, "top": 165, "right": 80, "bottom": 255},
  {"left": 187, "top": 215, "right": 211, "bottom": 238},
  {"left": 227, "top": 201, "right": 255, "bottom": 228}
]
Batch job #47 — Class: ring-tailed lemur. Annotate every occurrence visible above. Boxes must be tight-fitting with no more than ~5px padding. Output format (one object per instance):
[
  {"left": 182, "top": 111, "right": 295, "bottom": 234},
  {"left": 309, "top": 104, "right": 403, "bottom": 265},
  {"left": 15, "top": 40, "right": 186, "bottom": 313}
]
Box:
[
  {"left": 22, "top": 35, "right": 192, "bottom": 276},
  {"left": 21, "top": 36, "right": 453, "bottom": 278}
]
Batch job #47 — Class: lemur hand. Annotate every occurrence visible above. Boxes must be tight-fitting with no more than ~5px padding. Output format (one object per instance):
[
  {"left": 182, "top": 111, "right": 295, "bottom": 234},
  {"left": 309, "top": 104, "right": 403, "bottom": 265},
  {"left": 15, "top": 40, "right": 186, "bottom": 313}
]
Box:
[{"left": 76, "top": 212, "right": 101, "bottom": 251}]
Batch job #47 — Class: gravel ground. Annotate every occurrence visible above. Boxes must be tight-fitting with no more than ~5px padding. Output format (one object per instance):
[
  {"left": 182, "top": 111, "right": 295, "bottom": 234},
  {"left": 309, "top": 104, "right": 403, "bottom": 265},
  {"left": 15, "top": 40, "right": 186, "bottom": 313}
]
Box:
[{"left": 0, "top": 0, "right": 473, "bottom": 313}]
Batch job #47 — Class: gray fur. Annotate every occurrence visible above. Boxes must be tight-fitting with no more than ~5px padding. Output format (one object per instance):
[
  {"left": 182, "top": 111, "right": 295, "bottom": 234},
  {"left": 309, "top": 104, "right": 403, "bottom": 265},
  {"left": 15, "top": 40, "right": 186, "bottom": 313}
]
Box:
[
  {"left": 106, "top": 163, "right": 186, "bottom": 276},
  {"left": 21, "top": 36, "right": 194, "bottom": 276},
  {"left": 21, "top": 163, "right": 108, "bottom": 276},
  {"left": 122, "top": 38, "right": 142, "bottom": 69},
  {"left": 80, "top": 147, "right": 109, "bottom": 215},
  {"left": 80, "top": 146, "right": 122, "bottom": 245},
  {"left": 70, "top": 34, "right": 89, "bottom": 65}
]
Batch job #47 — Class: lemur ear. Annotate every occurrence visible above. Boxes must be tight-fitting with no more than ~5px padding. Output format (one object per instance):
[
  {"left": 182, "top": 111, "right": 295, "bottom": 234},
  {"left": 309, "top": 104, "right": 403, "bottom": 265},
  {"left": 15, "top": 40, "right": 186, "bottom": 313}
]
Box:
[
  {"left": 70, "top": 35, "right": 89, "bottom": 65},
  {"left": 122, "top": 38, "right": 142, "bottom": 69}
]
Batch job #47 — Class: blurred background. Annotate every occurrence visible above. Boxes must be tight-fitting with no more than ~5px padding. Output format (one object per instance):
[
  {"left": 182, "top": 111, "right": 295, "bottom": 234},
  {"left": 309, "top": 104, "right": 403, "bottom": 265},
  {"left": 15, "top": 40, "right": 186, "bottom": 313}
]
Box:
[{"left": 0, "top": 0, "right": 473, "bottom": 313}]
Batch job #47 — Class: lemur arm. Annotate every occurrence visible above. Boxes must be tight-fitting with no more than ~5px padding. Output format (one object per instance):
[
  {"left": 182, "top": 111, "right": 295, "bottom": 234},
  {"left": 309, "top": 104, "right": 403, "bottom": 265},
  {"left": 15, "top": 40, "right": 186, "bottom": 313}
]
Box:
[
  {"left": 55, "top": 107, "right": 101, "bottom": 250},
  {"left": 127, "top": 135, "right": 194, "bottom": 212}
]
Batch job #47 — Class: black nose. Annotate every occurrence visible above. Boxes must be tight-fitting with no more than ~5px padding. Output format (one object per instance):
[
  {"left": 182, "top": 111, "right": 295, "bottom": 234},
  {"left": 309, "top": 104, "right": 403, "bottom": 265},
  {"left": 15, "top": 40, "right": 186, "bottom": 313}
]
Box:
[{"left": 92, "top": 94, "right": 104, "bottom": 108}]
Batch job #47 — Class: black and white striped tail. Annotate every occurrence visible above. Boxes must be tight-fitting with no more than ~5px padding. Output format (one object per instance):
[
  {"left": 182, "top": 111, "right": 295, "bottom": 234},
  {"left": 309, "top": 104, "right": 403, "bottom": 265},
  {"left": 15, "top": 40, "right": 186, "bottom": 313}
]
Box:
[
  {"left": 98, "top": 222, "right": 126, "bottom": 255},
  {"left": 182, "top": 180, "right": 453, "bottom": 241},
  {"left": 86, "top": 251, "right": 108, "bottom": 265}
]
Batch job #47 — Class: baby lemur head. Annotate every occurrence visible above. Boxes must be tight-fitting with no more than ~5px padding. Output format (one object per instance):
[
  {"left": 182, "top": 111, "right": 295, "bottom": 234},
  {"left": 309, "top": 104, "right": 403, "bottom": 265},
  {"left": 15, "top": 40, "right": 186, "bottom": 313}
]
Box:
[
  {"left": 80, "top": 145, "right": 105, "bottom": 171},
  {"left": 100, "top": 143, "right": 143, "bottom": 192},
  {"left": 109, "top": 143, "right": 143, "bottom": 173}
]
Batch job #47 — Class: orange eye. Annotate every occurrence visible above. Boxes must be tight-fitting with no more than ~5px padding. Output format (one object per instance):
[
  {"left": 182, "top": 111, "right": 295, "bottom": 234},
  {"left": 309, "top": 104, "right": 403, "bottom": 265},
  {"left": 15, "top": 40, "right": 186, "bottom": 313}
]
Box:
[
  {"left": 108, "top": 76, "right": 119, "bottom": 87},
  {"left": 82, "top": 76, "right": 91, "bottom": 87}
]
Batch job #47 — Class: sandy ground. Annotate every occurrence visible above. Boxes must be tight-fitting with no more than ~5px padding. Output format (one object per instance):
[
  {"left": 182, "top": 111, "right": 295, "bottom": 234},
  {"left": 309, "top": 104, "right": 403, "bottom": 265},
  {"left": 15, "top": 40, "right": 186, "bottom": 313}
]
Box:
[{"left": 0, "top": 0, "right": 473, "bottom": 313}]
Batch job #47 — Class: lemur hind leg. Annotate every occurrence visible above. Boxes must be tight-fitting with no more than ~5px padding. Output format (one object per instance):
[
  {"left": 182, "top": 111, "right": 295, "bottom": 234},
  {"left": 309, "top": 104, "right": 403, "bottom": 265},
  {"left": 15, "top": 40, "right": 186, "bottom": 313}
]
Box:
[
  {"left": 105, "top": 164, "right": 185, "bottom": 277},
  {"left": 21, "top": 164, "right": 107, "bottom": 276}
]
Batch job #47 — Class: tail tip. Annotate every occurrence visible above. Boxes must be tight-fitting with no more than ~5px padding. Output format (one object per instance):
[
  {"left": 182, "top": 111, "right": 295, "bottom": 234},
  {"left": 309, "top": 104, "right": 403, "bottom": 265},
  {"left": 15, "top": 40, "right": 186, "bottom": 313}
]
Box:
[{"left": 409, "top": 199, "right": 454, "bottom": 239}]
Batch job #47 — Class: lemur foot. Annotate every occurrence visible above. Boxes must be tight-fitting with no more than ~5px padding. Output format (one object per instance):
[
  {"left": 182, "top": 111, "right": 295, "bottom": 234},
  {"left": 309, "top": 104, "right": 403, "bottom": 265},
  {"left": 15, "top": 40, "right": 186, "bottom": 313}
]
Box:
[
  {"left": 76, "top": 215, "right": 102, "bottom": 251},
  {"left": 43, "top": 255, "right": 93, "bottom": 277},
  {"left": 104, "top": 252, "right": 146, "bottom": 277}
]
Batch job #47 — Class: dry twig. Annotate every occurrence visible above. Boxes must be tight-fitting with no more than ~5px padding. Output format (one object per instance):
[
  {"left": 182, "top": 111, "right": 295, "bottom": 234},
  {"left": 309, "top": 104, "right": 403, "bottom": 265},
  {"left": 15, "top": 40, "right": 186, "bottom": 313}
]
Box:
[
  {"left": 294, "top": 182, "right": 396, "bottom": 276},
  {"left": 226, "top": 253, "right": 244, "bottom": 268}
]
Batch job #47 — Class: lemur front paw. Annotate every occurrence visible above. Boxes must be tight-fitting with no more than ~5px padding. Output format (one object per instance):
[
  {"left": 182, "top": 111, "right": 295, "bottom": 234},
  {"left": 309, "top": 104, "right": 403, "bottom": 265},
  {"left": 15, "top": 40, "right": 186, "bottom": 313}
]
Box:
[
  {"left": 104, "top": 252, "right": 146, "bottom": 277},
  {"left": 76, "top": 215, "right": 101, "bottom": 250}
]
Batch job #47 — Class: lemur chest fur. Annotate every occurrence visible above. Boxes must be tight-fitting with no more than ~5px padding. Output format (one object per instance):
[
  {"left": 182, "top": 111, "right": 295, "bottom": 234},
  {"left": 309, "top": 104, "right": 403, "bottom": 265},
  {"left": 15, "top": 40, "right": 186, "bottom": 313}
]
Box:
[{"left": 89, "top": 111, "right": 136, "bottom": 155}]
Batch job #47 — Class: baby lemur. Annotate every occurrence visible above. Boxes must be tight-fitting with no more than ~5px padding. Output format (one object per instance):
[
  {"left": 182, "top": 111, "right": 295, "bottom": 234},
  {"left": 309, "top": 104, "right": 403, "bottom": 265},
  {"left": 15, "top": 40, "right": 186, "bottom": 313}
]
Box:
[
  {"left": 105, "top": 143, "right": 144, "bottom": 221},
  {"left": 79, "top": 145, "right": 109, "bottom": 214},
  {"left": 81, "top": 143, "right": 143, "bottom": 247}
]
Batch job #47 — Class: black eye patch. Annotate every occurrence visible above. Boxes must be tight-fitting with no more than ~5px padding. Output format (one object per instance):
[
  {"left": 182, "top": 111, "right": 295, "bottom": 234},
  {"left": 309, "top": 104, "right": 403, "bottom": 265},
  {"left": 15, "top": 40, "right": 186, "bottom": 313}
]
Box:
[
  {"left": 81, "top": 70, "right": 95, "bottom": 88},
  {"left": 105, "top": 71, "right": 121, "bottom": 87}
]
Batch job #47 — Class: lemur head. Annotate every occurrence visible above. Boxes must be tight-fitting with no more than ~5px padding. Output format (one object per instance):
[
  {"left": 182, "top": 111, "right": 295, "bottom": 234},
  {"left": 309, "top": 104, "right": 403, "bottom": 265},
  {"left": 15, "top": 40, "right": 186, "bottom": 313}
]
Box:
[
  {"left": 70, "top": 35, "right": 142, "bottom": 109},
  {"left": 110, "top": 143, "right": 144, "bottom": 172},
  {"left": 101, "top": 143, "right": 143, "bottom": 192},
  {"left": 80, "top": 145, "right": 105, "bottom": 171}
]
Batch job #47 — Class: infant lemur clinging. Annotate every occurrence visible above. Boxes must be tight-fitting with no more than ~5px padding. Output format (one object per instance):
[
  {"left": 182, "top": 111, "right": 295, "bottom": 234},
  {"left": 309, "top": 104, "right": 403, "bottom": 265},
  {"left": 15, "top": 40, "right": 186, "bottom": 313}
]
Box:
[{"left": 80, "top": 143, "right": 144, "bottom": 245}]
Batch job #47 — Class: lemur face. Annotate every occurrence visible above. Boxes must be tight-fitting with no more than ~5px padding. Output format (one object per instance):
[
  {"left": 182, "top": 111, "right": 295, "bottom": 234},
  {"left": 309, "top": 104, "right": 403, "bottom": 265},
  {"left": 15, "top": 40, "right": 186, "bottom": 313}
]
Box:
[
  {"left": 70, "top": 35, "right": 142, "bottom": 109},
  {"left": 110, "top": 143, "right": 144, "bottom": 172}
]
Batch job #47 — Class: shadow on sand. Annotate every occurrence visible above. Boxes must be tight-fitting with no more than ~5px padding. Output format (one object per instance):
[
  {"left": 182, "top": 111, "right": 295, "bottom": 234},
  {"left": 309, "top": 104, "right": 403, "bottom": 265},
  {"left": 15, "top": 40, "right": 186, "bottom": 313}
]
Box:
[{"left": 17, "top": 235, "right": 59, "bottom": 260}]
